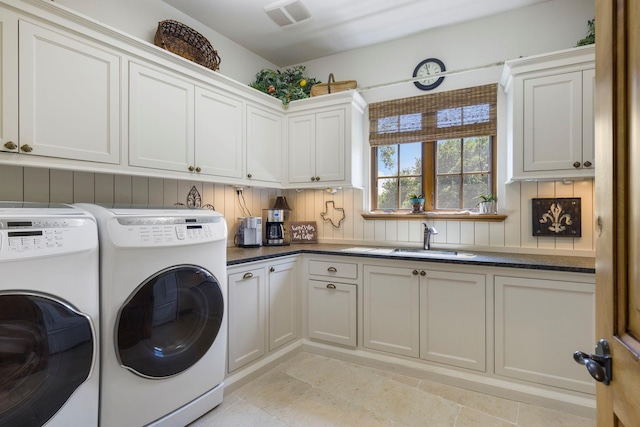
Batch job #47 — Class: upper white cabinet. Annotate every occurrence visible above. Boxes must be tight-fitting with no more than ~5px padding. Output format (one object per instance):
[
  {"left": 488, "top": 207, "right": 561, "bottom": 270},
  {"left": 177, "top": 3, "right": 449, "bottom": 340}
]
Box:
[
  {"left": 129, "top": 62, "right": 245, "bottom": 180},
  {"left": 195, "top": 87, "right": 244, "bottom": 180},
  {"left": 0, "top": 10, "right": 18, "bottom": 154},
  {"left": 246, "top": 104, "right": 283, "bottom": 185},
  {"left": 129, "top": 62, "right": 194, "bottom": 172},
  {"left": 285, "top": 91, "right": 366, "bottom": 188},
  {"left": 0, "top": 0, "right": 367, "bottom": 188},
  {"left": 4, "top": 19, "right": 121, "bottom": 163},
  {"left": 501, "top": 45, "right": 595, "bottom": 182}
]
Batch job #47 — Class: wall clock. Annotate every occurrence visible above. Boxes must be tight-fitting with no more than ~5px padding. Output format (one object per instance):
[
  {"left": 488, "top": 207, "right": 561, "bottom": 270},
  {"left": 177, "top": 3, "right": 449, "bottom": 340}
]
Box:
[{"left": 412, "top": 58, "right": 446, "bottom": 90}]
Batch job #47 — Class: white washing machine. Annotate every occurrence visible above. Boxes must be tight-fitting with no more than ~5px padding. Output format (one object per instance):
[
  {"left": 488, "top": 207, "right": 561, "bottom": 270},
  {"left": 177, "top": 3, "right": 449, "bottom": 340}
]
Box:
[
  {"left": 0, "top": 202, "right": 99, "bottom": 427},
  {"left": 77, "top": 204, "right": 227, "bottom": 427}
]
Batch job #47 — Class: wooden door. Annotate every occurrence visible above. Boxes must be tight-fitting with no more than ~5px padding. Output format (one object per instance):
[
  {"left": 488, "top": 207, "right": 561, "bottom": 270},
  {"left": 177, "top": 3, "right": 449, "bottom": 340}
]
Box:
[{"left": 594, "top": 1, "right": 640, "bottom": 425}]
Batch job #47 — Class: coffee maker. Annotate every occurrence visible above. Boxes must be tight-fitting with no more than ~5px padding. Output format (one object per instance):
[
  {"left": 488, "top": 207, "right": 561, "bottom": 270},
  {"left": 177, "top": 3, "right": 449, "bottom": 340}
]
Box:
[
  {"left": 262, "top": 196, "right": 291, "bottom": 246},
  {"left": 236, "top": 216, "right": 262, "bottom": 247},
  {"left": 263, "top": 209, "right": 287, "bottom": 246}
]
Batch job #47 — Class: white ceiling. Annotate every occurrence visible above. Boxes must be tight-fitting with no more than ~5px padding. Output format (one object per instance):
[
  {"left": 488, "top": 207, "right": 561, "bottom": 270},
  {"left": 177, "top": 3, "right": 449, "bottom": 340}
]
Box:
[{"left": 162, "top": 0, "right": 551, "bottom": 67}]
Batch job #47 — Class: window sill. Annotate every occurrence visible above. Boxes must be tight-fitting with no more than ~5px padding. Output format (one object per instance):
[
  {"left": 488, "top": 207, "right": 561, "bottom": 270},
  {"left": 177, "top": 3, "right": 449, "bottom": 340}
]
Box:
[{"left": 361, "top": 212, "right": 507, "bottom": 222}]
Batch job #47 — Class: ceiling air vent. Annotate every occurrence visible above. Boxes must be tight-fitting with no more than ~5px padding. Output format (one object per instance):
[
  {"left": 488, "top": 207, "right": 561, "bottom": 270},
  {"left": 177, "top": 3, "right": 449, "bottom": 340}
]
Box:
[{"left": 264, "top": 0, "right": 311, "bottom": 27}]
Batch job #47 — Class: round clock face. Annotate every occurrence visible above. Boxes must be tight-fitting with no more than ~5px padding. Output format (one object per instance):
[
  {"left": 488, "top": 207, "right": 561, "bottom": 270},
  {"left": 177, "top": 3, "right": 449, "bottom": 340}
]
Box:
[{"left": 413, "top": 58, "right": 446, "bottom": 90}]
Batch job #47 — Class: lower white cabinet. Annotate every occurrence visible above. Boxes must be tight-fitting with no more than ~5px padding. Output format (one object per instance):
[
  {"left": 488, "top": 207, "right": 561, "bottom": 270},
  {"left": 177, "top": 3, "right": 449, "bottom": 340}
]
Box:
[
  {"left": 363, "top": 265, "right": 420, "bottom": 357},
  {"left": 227, "top": 266, "right": 266, "bottom": 373},
  {"left": 307, "top": 280, "right": 357, "bottom": 346},
  {"left": 420, "top": 270, "right": 486, "bottom": 371},
  {"left": 363, "top": 264, "right": 486, "bottom": 370},
  {"left": 227, "top": 258, "right": 298, "bottom": 373},
  {"left": 494, "top": 275, "right": 596, "bottom": 393},
  {"left": 268, "top": 260, "right": 298, "bottom": 351}
]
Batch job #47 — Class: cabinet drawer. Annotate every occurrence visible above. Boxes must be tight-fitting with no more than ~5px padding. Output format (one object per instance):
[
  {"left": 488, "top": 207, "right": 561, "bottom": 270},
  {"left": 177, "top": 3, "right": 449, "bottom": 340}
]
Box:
[{"left": 309, "top": 260, "right": 357, "bottom": 279}]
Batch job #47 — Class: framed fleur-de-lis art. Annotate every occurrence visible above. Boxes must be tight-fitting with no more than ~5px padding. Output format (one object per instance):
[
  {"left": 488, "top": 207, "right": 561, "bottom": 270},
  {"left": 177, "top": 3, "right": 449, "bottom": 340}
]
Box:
[{"left": 532, "top": 198, "right": 581, "bottom": 237}]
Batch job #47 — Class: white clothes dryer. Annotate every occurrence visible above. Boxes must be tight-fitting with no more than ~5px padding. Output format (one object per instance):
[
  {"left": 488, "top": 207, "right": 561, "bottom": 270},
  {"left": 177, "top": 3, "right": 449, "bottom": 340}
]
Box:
[
  {"left": 77, "top": 204, "right": 227, "bottom": 427},
  {"left": 0, "top": 202, "right": 99, "bottom": 427}
]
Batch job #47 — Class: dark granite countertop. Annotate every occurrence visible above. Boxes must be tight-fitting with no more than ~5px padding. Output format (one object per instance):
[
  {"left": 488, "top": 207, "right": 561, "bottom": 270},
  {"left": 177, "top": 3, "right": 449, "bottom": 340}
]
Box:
[{"left": 227, "top": 243, "right": 595, "bottom": 274}]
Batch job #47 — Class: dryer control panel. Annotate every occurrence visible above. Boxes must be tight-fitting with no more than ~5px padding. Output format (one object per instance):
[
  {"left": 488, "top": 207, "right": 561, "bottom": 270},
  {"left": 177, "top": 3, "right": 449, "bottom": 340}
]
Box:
[
  {"left": 0, "top": 217, "right": 97, "bottom": 259},
  {"left": 109, "top": 215, "right": 226, "bottom": 247}
]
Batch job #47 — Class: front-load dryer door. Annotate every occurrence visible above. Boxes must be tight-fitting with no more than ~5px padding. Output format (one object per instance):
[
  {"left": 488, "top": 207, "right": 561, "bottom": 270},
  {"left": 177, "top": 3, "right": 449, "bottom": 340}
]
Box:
[
  {"left": 0, "top": 294, "right": 94, "bottom": 427},
  {"left": 116, "top": 265, "right": 224, "bottom": 378}
]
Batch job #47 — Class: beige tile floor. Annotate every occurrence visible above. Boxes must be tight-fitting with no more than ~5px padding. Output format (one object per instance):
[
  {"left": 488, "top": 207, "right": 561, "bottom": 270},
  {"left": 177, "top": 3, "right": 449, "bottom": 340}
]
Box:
[{"left": 190, "top": 352, "right": 595, "bottom": 427}]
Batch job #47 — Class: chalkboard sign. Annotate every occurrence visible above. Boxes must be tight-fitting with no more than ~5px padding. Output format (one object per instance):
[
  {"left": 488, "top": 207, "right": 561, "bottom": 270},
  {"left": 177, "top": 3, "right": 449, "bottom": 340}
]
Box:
[{"left": 290, "top": 221, "right": 317, "bottom": 243}]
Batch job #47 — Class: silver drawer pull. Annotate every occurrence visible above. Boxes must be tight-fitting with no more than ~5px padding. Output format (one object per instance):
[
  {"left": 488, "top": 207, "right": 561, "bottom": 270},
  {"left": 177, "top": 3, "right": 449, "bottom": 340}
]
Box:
[
  {"left": 242, "top": 272, "right": 253, "bottom": 279},
  {"left": 327, "top": 267, "right": 337, "bottom": 272},
  {"left": 326, "top": 284, "right": 336, "bottom": 289}
]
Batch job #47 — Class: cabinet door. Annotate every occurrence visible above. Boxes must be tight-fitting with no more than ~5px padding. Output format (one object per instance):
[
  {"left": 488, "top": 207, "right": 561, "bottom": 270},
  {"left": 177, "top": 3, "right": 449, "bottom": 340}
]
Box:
[
  {"left": 363, "top": 265, "right": 419, "bottom": 357},
  {"left": 314, "top": 109, "right": 345, "bottom": 183},
  {"left": 308, "top": 280, "right": 357, "bottom": 346},
  {"left": 523, "top": 71, "right": 583, "bottom": 172},
  {"left": 268, "top": 260, "right": 297, "bottom": 351},
  {"left": 246, "top": 104, "right": 282, "bottom": 183},
  {"left": 420, "top": 270, "right": 486, "bottom": 371},
  {"left": 227, "top": 268, "right": 266, "bottom": 372},
  {"left": 129, "top": 62, "right": 194, "bottom": 172},
  {"left": 18, "top": 20, "right": 120, "bottom": 163},
  {"left": 288, "top": 114, "right": 315, "bottom": 184},
  {"left": 195, "top": 87, "right": 243, "bottom": 179},
  {"left": 0, "top": 11, "right": 18, "bottom": 153},
  {"left": 581, "top": 68, "right": 595, "bottom": 170},
  {"left": 494, "top": 275, "right": 595, "bottom": 393}
]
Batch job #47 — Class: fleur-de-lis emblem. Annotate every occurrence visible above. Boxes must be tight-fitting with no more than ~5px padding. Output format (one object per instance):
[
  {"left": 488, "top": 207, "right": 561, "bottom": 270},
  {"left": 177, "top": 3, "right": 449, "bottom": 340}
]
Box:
[{"left": 539, "top": 203, "right": 572, "bottom": 233}]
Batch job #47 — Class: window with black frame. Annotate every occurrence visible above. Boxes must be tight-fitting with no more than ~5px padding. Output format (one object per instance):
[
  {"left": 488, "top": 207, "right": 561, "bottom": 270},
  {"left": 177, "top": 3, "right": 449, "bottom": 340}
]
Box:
[{"left": 370, "top": 84, "right": 497, "bottom": 212}]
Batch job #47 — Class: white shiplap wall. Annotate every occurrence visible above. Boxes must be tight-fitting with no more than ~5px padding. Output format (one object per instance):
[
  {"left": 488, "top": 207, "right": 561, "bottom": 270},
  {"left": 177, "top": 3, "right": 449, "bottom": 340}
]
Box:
[
  {"left": 0, "top": 165, "right": 595, "bottom": 255},
  {"left": 285, "top": 178, "right": 595, "bottom": 256},
  {"left": 0, "top": 165, "right": 282, "bottom": 245}
]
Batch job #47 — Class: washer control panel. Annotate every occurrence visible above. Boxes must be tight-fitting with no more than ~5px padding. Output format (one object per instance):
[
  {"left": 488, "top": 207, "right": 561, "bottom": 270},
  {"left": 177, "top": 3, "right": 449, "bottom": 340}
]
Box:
[
  {"left": 0, "top": 217, "right": 94, "bottom": 257},
  {"left": 111, "top": 216, "right": 225, "bottom": 246}
]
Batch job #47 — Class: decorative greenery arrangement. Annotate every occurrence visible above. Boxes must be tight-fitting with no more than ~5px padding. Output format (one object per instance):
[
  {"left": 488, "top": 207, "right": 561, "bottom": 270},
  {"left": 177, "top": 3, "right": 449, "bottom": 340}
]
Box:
[
  {"left": 576, "top": 19, "right": 595, "bottom": 46},
  {"left": 249, "top": 65, "right": 320, "bottom": 107}
]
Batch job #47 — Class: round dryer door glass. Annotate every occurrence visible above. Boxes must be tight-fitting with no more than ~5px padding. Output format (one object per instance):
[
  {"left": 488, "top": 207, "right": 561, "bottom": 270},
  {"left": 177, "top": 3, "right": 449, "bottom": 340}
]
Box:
[
  {"left": 0, "top": 294, "right": 94, "bottom": 427},
  {"left": 117, "top": 265, "right": 224, "bottom": 378}
]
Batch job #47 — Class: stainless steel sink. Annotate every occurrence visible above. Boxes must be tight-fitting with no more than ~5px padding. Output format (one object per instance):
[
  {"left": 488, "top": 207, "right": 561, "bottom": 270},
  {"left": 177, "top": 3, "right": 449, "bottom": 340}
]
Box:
[
  {"left": 340, "top": 247, "right": 476, "bottom": 258},
  {"left": 393, "top": 248, "right": 475, "bottom": 258}
]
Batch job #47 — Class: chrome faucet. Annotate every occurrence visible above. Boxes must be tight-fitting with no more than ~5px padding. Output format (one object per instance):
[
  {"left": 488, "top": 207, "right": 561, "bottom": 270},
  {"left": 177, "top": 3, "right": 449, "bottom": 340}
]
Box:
[{"left": 423, "top": 223, "right": 438, "bottom": 250}]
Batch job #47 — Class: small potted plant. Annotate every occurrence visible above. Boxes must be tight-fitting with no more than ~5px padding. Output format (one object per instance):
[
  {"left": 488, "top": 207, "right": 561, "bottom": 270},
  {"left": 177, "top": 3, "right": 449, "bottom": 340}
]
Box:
[
  {"left": 475, "top": 194, "right": 497, "bottom": 214},
  {"left": 408, "top": 194, "right": 425, "bottom": 214}
]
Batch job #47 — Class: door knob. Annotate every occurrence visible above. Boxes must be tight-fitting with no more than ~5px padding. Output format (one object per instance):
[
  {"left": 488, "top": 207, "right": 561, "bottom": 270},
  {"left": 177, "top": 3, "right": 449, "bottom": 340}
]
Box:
[
  {"left": 583, "top": 160, "right": 592, "bottom": 168},
  {"left": 311, "top": 177, "right": 316, "bottom": 181},
  {"left": 195, "top": 166, "right": 201, "bottom": 173},
  {"left": 188, "top": 166, "right": 195, "bottom": 171},
  {"left": 573, "top": 339, "right": 612, "bottom": 385},
  {"left": 573, "top": 161, "right": 581, "bottom": 168},
  {"left": 3, "top": 141, "right": 17, "bottom": 150},
  {"left": 247, "top": 173, "right": 252, "bottom": 179}
]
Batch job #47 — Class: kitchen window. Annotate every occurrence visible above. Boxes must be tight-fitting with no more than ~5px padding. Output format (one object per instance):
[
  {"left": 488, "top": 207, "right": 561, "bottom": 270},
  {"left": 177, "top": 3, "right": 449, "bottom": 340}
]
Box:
[{"left": 369, "top": 84, "right": 497, "bottom": 212}]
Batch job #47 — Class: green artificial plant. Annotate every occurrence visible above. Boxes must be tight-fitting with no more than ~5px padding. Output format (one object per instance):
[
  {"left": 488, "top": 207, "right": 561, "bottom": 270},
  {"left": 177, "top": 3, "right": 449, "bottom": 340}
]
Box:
[
  {"left": 576, "top": 19, "right": 595, "bottom": 46},
  {"left": 249, "top": 65, "right": 320, "bottom": 107}
]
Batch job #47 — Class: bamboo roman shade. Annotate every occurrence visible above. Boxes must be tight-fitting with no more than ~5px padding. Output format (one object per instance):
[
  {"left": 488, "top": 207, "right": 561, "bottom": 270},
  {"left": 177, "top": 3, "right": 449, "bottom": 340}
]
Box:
[{"left": 369, "top": 84, "right": 497, "bottom": 146}]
